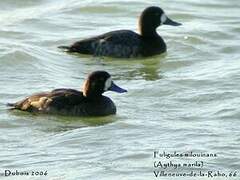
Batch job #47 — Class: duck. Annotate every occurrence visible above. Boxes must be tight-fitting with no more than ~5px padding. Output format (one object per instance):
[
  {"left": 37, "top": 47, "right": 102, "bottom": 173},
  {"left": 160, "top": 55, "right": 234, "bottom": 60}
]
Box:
[
  {"left": 58, "top": 6, "right": 182, "bottom": 58},
  {"left": 7, "top": 71, "right": 127, "bottom": 116}
]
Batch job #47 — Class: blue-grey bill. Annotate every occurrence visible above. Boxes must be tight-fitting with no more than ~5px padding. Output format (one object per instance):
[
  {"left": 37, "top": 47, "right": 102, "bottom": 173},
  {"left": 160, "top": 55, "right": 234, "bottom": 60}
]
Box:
[
  {"left": 163, "top": 17, "right": 182, "bottom": 26},
  {"left": 109, "top": 82, "right": 127, "bottom": 93}
]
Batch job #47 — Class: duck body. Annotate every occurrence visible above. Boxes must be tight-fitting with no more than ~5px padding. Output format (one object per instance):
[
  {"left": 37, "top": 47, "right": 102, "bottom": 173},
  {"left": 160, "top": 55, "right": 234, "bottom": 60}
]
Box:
[
  {"left": 65, "top": 30, "right": 166, "bottom": 58},
  {"left": 8, "top": 71, "right": 127, "bottom": 117},
  {"left": 10, "top": 89, "right": 116, "bottom": 116},
  {"left": 59, "top": 6, "right": 181, "bottom": 58}
]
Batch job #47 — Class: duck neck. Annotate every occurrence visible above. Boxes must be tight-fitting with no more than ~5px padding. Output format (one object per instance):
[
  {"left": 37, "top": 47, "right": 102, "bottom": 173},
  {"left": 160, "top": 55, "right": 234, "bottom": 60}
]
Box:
[
  {"left": 139, "top": 25, "right": 158, "bottom": 38},
  {"left": 83, "top": 89, "right": 103, "bottom": 99},
  {"left": 85, "top": 92, "right": 102, "bottom": 100},
  {"left": 82, "top": 80, "right": 103, "bottom": 99}
]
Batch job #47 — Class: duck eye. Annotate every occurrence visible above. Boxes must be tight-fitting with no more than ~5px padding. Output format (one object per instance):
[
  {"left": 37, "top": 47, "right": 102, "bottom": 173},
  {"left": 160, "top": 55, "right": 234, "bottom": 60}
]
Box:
[{"left": 99, "top": 77, "right": 105, "bottom": 82}]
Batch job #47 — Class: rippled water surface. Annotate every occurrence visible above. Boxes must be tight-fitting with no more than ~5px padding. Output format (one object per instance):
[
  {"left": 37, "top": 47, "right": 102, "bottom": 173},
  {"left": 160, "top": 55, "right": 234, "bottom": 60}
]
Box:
[{"left": 0, "top": 0, "right": 240, "bottom": 179}]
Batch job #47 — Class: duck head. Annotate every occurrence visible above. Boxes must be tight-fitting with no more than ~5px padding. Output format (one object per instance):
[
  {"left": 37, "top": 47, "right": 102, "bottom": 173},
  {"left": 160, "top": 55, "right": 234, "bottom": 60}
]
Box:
[
  {"left": 82, "top": 71, "right": 127, "bottom": 98},
  {"left": 138, "top": 6, "right": 182, "bottom": 37}
]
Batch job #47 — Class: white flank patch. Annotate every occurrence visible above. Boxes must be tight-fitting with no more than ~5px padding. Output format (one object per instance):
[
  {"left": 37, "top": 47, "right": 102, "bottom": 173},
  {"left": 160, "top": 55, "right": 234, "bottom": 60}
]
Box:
[{"left": 104, "top": 77, "right": 112, "bottom": 91}]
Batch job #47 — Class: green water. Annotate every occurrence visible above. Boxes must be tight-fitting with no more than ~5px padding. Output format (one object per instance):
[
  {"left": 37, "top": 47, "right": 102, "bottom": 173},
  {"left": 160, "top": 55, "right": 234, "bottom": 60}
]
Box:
[{"left": 0, "top": 0, "right": 240, "bottom": 179}]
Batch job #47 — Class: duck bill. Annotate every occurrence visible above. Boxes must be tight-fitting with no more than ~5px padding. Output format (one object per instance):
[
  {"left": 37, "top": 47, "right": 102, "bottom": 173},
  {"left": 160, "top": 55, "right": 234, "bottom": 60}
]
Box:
[
  {"left": 108, "top": 82, "right": 127, "bottom": 93},
  {"left": 163, "top": 17, "right": 182, "bottom": 26}
]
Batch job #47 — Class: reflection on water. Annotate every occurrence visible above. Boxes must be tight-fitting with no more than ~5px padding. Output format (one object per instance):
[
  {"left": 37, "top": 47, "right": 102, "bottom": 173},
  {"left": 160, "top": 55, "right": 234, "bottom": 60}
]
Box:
[
  {"left": 8, "top": 109, "right": 116, "bottom": 132},
  {"left": 70, "top": 51, "right": 164, "bottom": 80}
]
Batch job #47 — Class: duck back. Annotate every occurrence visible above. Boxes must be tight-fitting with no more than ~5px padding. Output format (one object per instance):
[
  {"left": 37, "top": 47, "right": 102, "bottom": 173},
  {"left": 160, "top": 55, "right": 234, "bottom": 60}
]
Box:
[{"left": 66, "top": 30, "right": 142, "bottom": 58}]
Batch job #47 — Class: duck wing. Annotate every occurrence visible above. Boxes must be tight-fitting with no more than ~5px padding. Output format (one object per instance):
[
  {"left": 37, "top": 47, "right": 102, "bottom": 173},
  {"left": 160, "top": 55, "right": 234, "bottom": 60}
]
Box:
[
  {"left": 60, "top": 30, "right": 142, "bottom": 58},
  {"left": 8, "top": 89, "right": 85, "bottom": 113}
]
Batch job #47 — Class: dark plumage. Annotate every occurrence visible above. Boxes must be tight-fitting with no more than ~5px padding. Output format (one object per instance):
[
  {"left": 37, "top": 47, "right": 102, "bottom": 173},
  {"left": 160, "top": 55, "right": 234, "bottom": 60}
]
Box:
[
  {"left": 8, "top": 71, "right": 127, "bottom": 116},
  {"left": 59, "top": 6, "right": 182, "bottom": 58}
]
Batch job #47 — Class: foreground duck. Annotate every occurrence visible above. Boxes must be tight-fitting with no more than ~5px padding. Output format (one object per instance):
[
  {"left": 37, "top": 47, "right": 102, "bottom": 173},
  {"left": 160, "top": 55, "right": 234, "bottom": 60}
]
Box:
[
  {"left": 59, "top": 6, "right": 182, "bottom": 58},
  {"left": 8, "top": 71, "right": 127, "bottom": 116}
]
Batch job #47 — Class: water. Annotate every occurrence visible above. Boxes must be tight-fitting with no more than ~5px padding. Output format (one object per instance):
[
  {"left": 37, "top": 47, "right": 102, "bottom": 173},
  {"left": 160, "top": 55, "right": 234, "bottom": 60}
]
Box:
[{"left": 0, "top": 0, "right": 240, "bottom": 179}]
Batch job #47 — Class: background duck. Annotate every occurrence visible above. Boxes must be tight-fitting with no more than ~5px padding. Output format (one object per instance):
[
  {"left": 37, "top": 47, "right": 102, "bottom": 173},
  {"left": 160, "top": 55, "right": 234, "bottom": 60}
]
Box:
[
  {"left": 8, "top": 71, "right": 127, "bottom": 116},
  {"left": 59, "top": 6, "right": 182, "bottom": 58}
]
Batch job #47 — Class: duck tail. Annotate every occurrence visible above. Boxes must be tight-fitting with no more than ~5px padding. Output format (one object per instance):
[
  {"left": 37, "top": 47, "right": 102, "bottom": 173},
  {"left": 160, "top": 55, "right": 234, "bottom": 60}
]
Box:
[
  {"left": 7, "top": 103, "right": 15, "bottom": 107},
  {"left": 7, "top": 103, "right": 17, "bottom": 110},
  {"left": 58, "top": 45, "right": 71, "bottom": 52}
]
